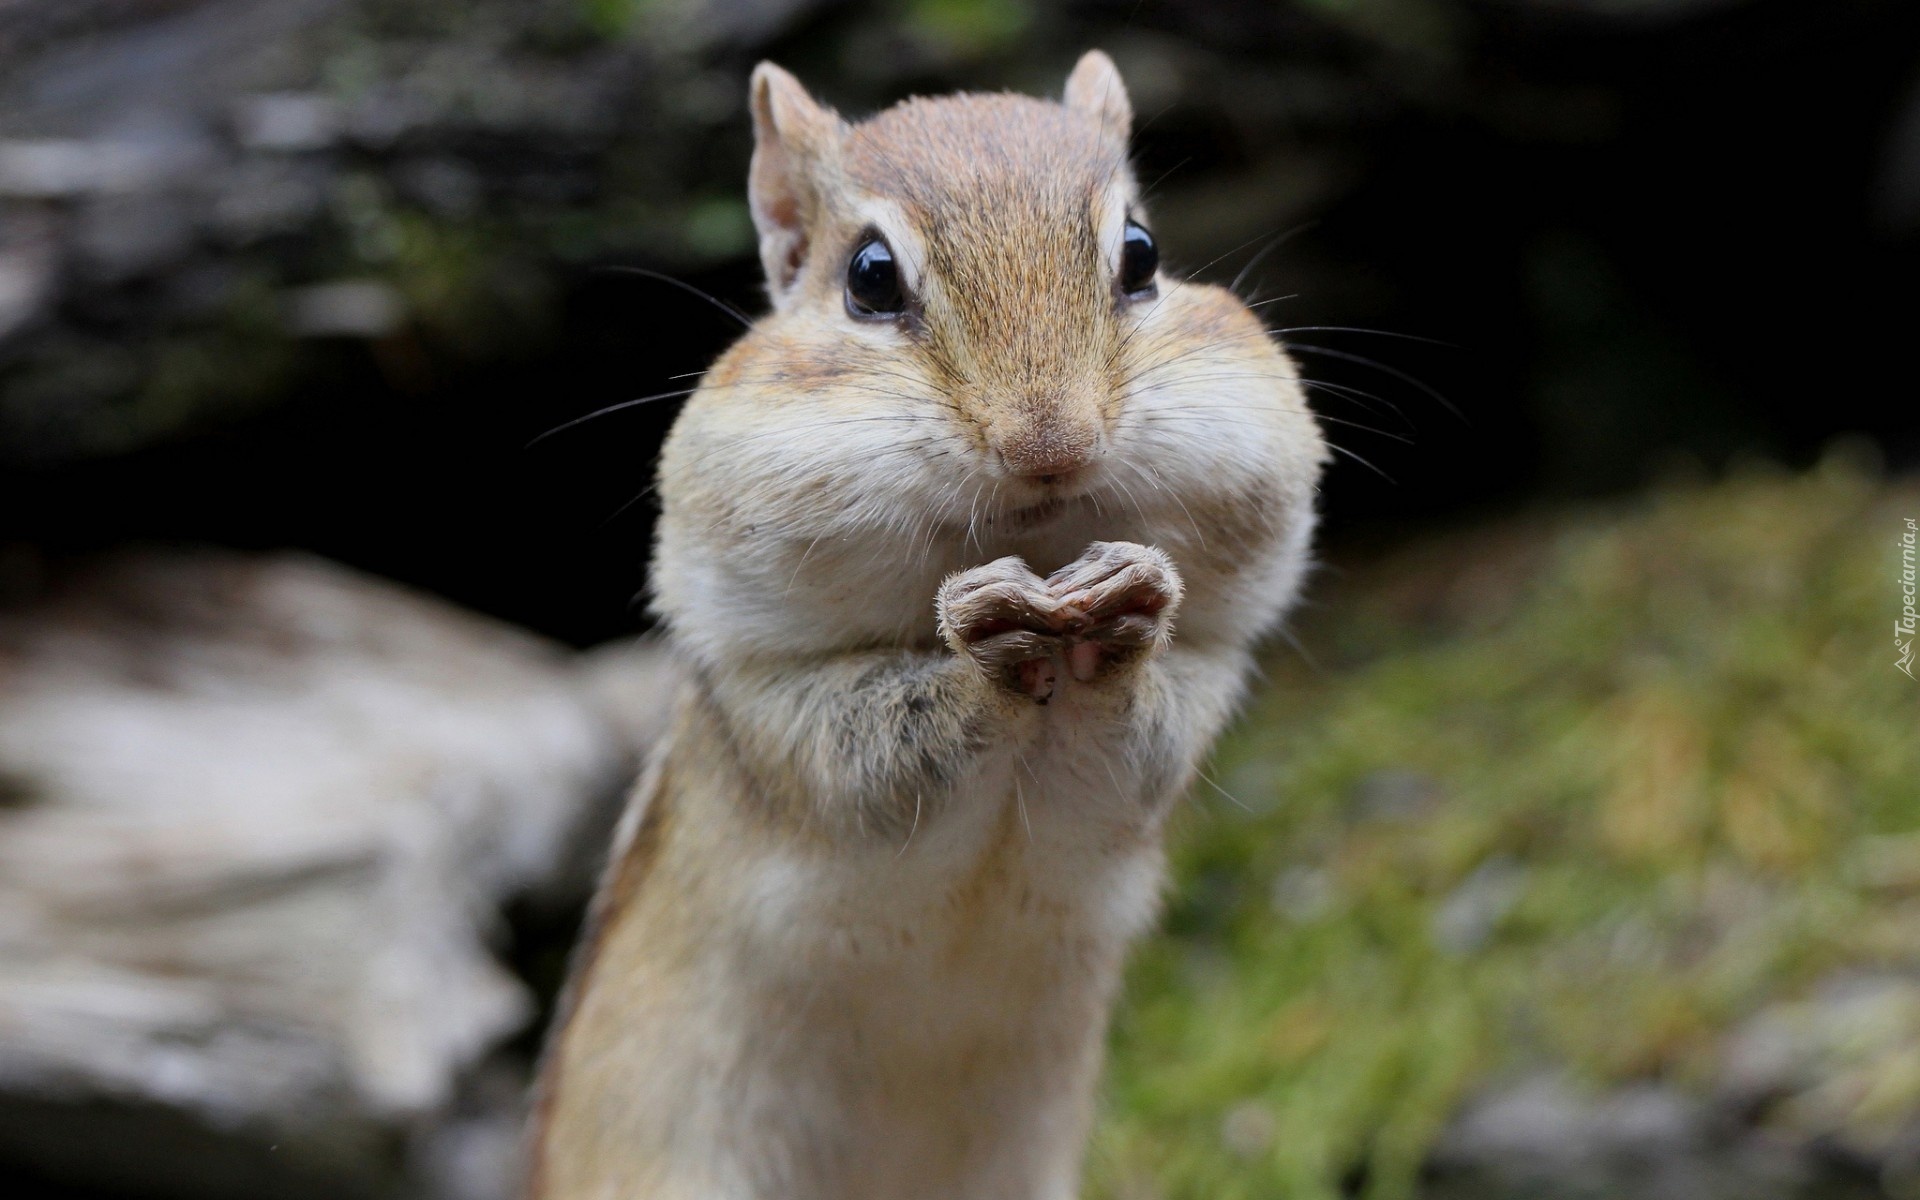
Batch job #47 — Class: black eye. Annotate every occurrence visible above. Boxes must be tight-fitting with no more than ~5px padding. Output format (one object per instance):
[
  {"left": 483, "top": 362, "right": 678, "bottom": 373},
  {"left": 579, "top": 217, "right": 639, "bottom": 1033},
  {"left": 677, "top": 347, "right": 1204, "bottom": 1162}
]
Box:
[
  {"left": 846, "top": 236, "right": 905, "bottom": 317},
  {"left": 1119, "top": 219, "right": 1158, "bottom": 298}
]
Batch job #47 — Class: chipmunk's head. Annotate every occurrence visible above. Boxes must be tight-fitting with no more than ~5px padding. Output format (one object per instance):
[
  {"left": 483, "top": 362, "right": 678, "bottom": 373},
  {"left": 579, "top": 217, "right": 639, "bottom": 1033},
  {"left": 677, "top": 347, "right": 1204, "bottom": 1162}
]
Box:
[
  {"left": 654, "top": 53, "right": 1323, "bottom": 655},
  {"left": 745, "top": 51, "right": 1154, "bottom": 484}
]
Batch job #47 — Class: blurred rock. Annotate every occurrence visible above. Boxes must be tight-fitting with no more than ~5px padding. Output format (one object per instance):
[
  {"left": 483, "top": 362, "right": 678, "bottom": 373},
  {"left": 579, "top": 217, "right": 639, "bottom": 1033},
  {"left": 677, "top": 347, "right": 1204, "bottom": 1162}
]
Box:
[
  {"left": 1269, "top": 864, "right": 1335, "bottom": 924},
  {"left": 1433, "top": 1073, "right": 1818, "bottom": 1200},
  {"left": 0, "top": 216, "right": 59, "bottom": 343},
  {"left": 231, "top": 92, "right": 340, "bottom": 152},
  {"left": 525, "top": 636, "right": 683, "bottom": 904},
  {"left": 283, "top": 279, "right": 406, "bottom": 338},
  {"left": 0, "top": 549, "right": 666, "bottom": 1198},
  {"left": 208, "top": 158, "right": 328, "bottom": 244},
  {"left": 393, "top": 157, "right": 484, "bottom": 219},
  {"left": 408, "top": 1062, "right": 531, "bottom": 1200},
  {"left": 1219, "top": 1098, "right": 1278, "bottom": 1159},
  {"left": 0, "top": 0, "right": 668, "bottom": 458},
  {"left": 1443, "top": 1073, "right": 1706, "bottom": 1166},
  {"left": 0, "top": 136, "right": 201, "bottom": 198},
  {"left": 1351, "top": 767, "right": 1443, "bottom": 821},
  {"left": 73, "top": 189, "right": 198, "bottom": 283},
  {"left": 579, "top": 634, "right": 679, "bottom": 762},
  {"left": 1430, "top": 856, "right": 1526, "bottom": 954},
  {"left": 1718, "top": 972, "right": 1920, "bottom": 1170}
]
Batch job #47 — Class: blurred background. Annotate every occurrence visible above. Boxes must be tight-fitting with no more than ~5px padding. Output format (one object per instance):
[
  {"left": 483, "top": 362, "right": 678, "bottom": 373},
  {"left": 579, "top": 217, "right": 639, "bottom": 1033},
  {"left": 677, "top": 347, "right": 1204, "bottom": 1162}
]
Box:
[{"left": 0, "top": 1, "right": 1915, "bottom": 1198}]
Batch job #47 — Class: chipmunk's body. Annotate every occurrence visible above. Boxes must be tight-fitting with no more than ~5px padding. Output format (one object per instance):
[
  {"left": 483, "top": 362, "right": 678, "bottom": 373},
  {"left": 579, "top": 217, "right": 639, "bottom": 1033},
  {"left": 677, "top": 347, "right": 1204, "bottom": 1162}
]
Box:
[{"left": 530, "top": 53, "right": 1326, "bottom": 1200}]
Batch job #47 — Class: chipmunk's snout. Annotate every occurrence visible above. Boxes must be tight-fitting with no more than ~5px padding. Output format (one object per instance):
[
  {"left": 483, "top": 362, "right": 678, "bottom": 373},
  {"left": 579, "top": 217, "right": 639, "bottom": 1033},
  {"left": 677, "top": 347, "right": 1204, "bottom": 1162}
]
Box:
[{"left": 987, "top": 391, "right": 1104, "bottom": 482}]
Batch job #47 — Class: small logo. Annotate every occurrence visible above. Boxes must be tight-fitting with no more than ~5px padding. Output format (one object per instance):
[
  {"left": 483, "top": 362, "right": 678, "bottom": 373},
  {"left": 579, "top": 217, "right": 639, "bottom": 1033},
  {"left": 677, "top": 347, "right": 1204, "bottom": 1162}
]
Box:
[{"left": 1899, "top": 517, "right": 1917, "bottom": 680}]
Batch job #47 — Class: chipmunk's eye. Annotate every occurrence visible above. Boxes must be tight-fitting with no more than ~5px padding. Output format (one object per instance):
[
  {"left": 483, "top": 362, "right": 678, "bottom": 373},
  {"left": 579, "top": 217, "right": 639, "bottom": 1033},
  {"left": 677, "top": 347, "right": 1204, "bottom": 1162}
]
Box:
[
  {"left": 846, "top": 237, "right": 905, "bottom": 317},
  {"left": 1119, "top": 219, "right": 1158, "bottom": 299}
]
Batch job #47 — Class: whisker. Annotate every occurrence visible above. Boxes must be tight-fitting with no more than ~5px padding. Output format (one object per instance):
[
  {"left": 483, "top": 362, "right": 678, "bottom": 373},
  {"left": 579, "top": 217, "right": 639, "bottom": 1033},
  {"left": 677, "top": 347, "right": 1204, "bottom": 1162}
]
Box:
[
  {"left": 1300, "top": 378, "right": 1411, "bottom": 426},
  {"left": 1230, "top": 221, "right": 1318, "bottom": 296},
  {"left": 785, "top": 533, "right": 827, "bottom": 598},
  {"left": 1105, "top": 465, "right": 1156, "bottom": 532},
  {"left": 601, "top": 481, "right": 658, "bottom": 528},
  {"left": 1140, "top": 405, "right": 1410, "bottom": 444},
  {"left": 1134, "top": 457, "right": 1205, "bottom": 548},
  {"left": 530, "top": 358, "right": 960, "bottom": 448},
  {"left": 1273, "top": 325, "right": 1455, "bottom": 348},
  {"left": 1122, "top": 327, "right": 1288, "bottom": 386},
  {"left": 1127, "top": 366, "right": 1413, "bottom": 430},
  {"left": 527, "top": 388, "right": 696, "bottom": 447},
  {"left": 1272, "top": 624, "right": 1321, "bottom": 675},
  {"left": 1244, "top": 294, "right": 1302, "bottom": 312},
  {"left": 1195, "top": 765, "right": 1252, "bottom": 814},
  {"left": 895, "top": 791, "right": 923, "bottom": 859},
  {"left": 1328, "top": 442, "right": 1396, "bottom": 483},
  {"left": 1103, "top": 225, "right": 1306, "bottom": 375},
  {"left": 598, "top": 264, "right": 753, "bottom": 329},
  {"left": 1013, "top": 754, "right": 1036, "bottom": 844},
  {"left": 1288, "top": 343, "right": 1465, "bottom": 422},
  {"left": 1137, "top": 155, "right": 1193, "bottom": 203}
]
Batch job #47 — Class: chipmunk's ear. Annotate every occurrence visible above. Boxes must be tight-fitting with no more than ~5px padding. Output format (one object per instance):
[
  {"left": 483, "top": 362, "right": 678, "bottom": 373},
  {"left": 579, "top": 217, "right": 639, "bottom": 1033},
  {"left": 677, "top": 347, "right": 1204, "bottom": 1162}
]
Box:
[
  {"left": 1064, "top": 50, "right": 1132, "bottom": 144},
  {"left": 749, "top": 62, "right": 843, "bottom": 302}
]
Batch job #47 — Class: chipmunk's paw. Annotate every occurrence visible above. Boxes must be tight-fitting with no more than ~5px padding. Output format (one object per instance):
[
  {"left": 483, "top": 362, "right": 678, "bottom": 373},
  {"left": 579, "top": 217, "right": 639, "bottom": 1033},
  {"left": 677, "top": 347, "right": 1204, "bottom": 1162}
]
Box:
[
  {"left": 1047, "top": 541, "right": 1184, "bottom": 682},
  {"left": 937, "top": 557, "right": 1068, "bottom": 701}
]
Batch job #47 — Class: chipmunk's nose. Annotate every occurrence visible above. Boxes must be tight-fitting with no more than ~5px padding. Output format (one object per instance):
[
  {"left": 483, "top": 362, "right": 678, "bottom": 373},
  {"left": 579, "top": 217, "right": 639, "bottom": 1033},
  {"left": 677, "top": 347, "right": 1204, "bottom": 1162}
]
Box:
[
  {"left": 991, "top": 394, "right": 1101, "bottom": 481},
  {"left": 998, "top": 431, "right": 1094, "bottom": 480}
]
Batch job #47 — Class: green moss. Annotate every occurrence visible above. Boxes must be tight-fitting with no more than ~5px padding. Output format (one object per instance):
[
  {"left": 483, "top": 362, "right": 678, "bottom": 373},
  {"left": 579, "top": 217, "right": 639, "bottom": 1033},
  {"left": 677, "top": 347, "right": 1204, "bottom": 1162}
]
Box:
[
  {"left": 1090, "top": 456, "right": 1920, "bottom": 1200},
  {"left": 681, "top": 196, "right": 755, "bottom": 260},
  {"left": 578, "top": 0, "right": 659, "bottom": 40},
  {"left": 902, "top": 0, "right": 1034, "bottom": 55},
  {"left": 130, "top": 277, "right": 301, "bottom": 452},
  {"left": 1296, "top": 0, "right": 1464, "bottom": 64},
  {"left": 386, "top": 213, "right": 558, "bottom": 356}
]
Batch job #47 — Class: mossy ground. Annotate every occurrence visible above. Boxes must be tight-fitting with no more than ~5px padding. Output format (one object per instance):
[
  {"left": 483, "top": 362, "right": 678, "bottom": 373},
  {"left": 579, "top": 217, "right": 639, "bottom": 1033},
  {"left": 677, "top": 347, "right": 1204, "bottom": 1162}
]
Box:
[{"left": 1089, "top": 456, "right": 1920, "bottom": 1200}]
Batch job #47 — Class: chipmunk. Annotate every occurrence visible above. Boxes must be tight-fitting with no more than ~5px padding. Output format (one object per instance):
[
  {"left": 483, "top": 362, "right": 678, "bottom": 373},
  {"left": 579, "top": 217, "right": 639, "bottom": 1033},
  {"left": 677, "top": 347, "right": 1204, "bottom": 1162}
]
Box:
[{"left": 529, "top": 51, "right": 1327, "bottom": 1200}]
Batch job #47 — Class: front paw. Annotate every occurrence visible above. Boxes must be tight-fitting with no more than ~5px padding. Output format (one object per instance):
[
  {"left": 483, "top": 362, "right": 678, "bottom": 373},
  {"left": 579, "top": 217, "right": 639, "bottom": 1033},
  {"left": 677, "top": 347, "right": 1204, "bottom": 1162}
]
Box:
[
  {"left": 936, "top": 557, "right": 1069, "bottom": 701},
  {"left": 1047, "top": 541, "right": 1184, "bottom": 681}
]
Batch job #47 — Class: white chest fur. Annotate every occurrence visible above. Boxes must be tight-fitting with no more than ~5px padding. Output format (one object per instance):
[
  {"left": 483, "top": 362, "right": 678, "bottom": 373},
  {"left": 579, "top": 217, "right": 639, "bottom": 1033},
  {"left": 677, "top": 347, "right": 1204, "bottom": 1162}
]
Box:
[{"left": 685, "top": 688, "right": 1174, "bottom": 1200}]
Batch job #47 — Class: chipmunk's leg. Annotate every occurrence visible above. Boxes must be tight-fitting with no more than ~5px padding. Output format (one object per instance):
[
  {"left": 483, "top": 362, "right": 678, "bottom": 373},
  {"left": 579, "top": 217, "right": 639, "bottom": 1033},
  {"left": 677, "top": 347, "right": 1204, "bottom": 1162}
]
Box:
[
  {"left": 1045, "top": 541, "right": 1184, "bottom": 683},
  {"left": 936, "top": 555, "right": 1073, "bottom": 701}
]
